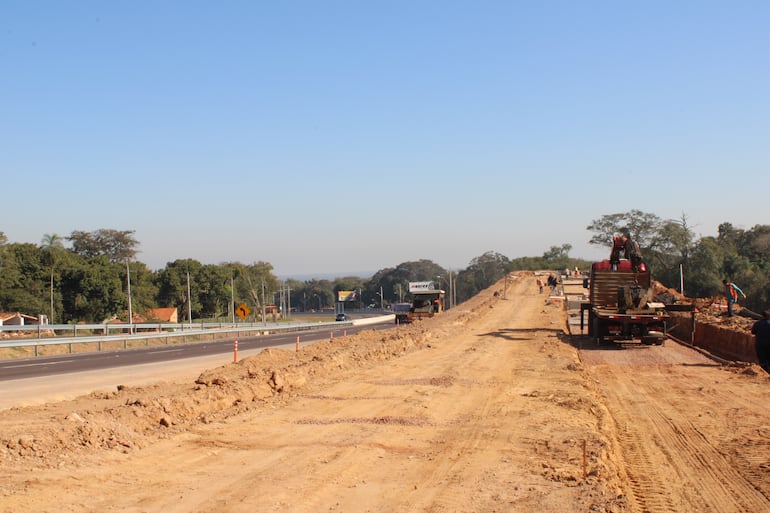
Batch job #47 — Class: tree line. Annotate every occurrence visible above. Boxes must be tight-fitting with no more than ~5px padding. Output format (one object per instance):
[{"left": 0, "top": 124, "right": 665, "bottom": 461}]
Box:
[
  {"left": 0, "top": 227, "right": 512, "bottom": 324},
  {"left": 1, "top": 212, "right": 767, "bottom": 324}
]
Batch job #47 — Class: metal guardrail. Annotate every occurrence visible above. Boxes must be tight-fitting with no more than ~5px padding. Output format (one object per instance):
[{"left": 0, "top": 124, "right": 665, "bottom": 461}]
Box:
[
  {"left": 0, "top": 321, "right": 277, "bottom": 336},
  {"left": 0, "top": 320, "right": 351, "bottom": 356}
]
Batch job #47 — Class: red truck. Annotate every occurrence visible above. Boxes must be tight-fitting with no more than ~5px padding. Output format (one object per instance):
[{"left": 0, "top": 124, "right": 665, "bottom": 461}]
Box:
[{"left": 579, "top": 246, "right": 669, "bottom": 345}]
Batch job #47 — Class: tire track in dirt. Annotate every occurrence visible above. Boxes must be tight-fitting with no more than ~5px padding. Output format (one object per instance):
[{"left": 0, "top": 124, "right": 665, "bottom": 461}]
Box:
[
  {"left": 598, "top": 367, "right": 680, "bottom": 513},
  {"left": 584, "top": 348, "right": 769, "bottom": 513},
  {"left": 407, "top": 378, "right": 502, "bottom": 512},
  {"left": 724, "top": 426, "right": 770, "bottom": 502},
  {"left": 155, "top": 283, "right": 531, "bottom": 513},
  {"left": 0, "top": 274, "right": 628, "bottom": 513},
  {"left": 370, "top": 276, "right": 544, "bottom": 512},
  {"left": 653, "top": 412, "right": 768, "bottom": 511},
  {"left": 399, "top": 276, "right": 575, "bottom": 513}
]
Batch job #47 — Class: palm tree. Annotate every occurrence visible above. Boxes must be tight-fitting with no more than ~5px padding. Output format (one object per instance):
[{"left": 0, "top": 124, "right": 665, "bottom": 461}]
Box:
[{"left": 40, "top": 233, "right": 64, "bottom": 324}]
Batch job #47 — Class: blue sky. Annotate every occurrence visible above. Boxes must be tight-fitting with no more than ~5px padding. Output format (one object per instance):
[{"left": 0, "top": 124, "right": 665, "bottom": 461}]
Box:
[{"left": 2, "top": 1, "right": 768, "bottom": 277}]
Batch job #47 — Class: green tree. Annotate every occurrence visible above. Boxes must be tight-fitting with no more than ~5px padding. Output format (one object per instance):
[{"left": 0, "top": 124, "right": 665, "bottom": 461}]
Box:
[
  {"left": 686, "top": 236, "right": 724, "bottom": 297},
  {"left": 60, "top": 256, "right": 125, "bottom": 323},
  {"left": 727, "top": 224, "right": 770, "bottom": 310},
  {"left": 645, "top": 214, "right": 697, "bottom": 288},
  {"left": 366, "top": 260, "right": 447, "bottom": 306},
  {"left": 154, "top": 259, "right": 204, "bottom": 322},
  {"left": 67, "top": 228, "right": 142, "bottom": 325},
  {"left": 0, "top": 231, "right": 7, "bottom": 272},
  {"left": 714, "top": 223, "right": 754, "bottom": 282},
  {"left": 196, "top": 264, "right": 232, "bottom": 320},
  {"left": 587, "top": 210, "right": 663, "bottom": 249},
  {"left": 302, "top": 279, "right": 334, "bottom": 311},
  {"left": 542, "top": 244, "right": 572, "bottom": 270},
  {"left": 67, "top": 229, "right": 139, "bottom": 262},
  {"left": 717, "top": 222, "right": 742, "bottom": 249},
  {"left": 587, "top": 211, "right": 708, "bottom": 287},
  {"left": 742, "top": 225, "right": 770, "bottom": 271},
  {"left": 233, "top": 261, "right": 278, "bottom": 321},
  {"left": 455, "top": 251, "right": 509, "bottom": 302},
  {"left": 125, "top": 260, "right": 159, "bottom": 319},
  {"left": 0, "top": 243, "right": 48, "bottom": 315},
  {"left": 286, "top": 278, "right": 308, "bottom": 312},
  {"left": 0, "top": 232, "right": 9, "bottom": 311}
]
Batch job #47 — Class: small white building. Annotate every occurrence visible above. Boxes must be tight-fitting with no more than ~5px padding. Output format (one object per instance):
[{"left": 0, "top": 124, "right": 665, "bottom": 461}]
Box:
[{"left": 0, "top": 312, "right": 42, "bottom": 326}]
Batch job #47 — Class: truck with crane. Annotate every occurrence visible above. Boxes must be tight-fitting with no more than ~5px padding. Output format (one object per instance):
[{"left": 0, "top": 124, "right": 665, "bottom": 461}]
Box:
[{"left": 579, "top": 236, "right": 671, "bottom": 345}]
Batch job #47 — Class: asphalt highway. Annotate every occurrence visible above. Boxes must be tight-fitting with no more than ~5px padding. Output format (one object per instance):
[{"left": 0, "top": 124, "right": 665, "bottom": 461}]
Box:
[
  {"left": 0, "top": 321, "right": 391, "bottom": 382},
  {"left": 0, "top": 319, "right": 395, "bottom": 410}
]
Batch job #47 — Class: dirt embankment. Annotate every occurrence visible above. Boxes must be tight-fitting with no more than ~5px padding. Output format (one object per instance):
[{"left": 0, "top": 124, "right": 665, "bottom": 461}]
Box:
[
  {"left": 652, "top": 281, "right": 761, "bottom": 363},
  {"left": 1, "top": 273, "right": 769, "bottom": 513}
]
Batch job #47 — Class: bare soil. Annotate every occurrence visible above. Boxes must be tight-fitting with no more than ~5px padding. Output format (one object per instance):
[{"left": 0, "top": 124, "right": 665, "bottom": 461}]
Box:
[{"left": 1, "top": 273, "right": 769, "bottom": 513}]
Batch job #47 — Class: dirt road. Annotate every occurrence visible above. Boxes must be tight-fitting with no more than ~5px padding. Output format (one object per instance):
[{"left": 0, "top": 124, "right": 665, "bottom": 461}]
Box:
[{"left": 2, "top": 274, "right": 769, "bottom": 512}]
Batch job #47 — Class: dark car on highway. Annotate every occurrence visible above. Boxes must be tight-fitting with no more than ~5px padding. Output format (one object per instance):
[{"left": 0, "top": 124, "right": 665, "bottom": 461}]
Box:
[{"left": 335, "top": 313, "right": 348, "bottom": 321}]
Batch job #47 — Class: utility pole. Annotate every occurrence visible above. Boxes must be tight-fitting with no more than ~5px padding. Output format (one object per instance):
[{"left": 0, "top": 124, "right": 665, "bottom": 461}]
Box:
[
  {"left": 186, "top": 270, "right": 192, "bottom": 324},
  {"left": 286, "top": 284, "right": 291, "bottom": 319},
  {"left": 49, "top": 275, "right": 54, "bottom": 325},
  {"left": 231, "top": 275, "right": 235, "bottom": 323},
  {"left": 126, "top": 259, "right": 133, "bottom": 334},
  {"left": 261, "top": 279, "right": 266, "bottom": 326}
]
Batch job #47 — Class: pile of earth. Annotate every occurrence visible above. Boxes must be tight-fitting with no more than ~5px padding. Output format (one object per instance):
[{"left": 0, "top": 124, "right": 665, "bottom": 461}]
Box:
[
  {"left": 651, "top": 280, "right": 757, "bottom": 333},
  {"left": 0, "top": 280, "right": 501, "bottom": 470}
]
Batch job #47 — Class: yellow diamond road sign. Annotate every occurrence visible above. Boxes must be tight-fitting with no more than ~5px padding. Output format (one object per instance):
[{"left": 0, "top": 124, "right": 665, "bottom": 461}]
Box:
[{"left": 236, "top": 303, "right": 251, "bottom": 319}]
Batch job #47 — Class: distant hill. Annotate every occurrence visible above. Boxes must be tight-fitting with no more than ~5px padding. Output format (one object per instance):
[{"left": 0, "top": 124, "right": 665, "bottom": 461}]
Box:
[{"left": 277, "top": 270, "right": 375, "bottom": 281}]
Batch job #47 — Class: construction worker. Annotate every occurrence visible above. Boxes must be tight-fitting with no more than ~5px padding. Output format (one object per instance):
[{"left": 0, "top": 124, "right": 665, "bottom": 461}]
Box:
[
  {"left": 610, "top": 235, "right": 625, "bottom": 268},
  {"left": 622, "top": 233, "right": 644, "bottom": 272},
  {"left": 722, "top": 279, "right": 746, "bottom": 317}
]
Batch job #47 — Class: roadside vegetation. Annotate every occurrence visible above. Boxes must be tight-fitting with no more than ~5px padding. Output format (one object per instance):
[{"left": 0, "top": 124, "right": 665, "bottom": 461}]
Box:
[{"left": 1, "top": 211, "right": 768, "bottom": 325}]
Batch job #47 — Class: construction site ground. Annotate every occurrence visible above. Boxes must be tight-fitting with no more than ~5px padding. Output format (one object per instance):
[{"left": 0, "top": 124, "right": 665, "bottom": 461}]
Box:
[{"left": 1, "top": 273, "right": 769, "bottom": 513}]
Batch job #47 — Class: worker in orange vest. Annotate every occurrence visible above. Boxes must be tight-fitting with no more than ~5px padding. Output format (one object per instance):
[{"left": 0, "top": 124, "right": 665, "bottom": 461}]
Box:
[{"left": 722, "top": 279, "right": 746, "bottom": 317}]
